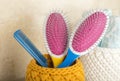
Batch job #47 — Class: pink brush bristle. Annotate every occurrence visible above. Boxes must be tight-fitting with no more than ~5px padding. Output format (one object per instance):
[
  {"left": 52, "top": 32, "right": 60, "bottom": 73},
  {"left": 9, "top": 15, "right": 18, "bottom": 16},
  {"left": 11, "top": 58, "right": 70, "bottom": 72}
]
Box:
[
  {"left": 72, "top": 12, "right": 107, "bottom": 52},
  {"left": 46, "top": 12, "right": 68, "bottom": 55}
]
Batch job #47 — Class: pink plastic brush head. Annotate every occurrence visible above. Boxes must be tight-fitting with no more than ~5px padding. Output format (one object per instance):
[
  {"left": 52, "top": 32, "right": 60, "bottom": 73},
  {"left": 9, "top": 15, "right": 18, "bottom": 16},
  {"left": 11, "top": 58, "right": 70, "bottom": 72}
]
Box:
[
  {"left": 46, "top": 12, "right": 68, "bottom": 55},
  {"left": 72, "top": 11, "right": 108, "bottom": 54}
]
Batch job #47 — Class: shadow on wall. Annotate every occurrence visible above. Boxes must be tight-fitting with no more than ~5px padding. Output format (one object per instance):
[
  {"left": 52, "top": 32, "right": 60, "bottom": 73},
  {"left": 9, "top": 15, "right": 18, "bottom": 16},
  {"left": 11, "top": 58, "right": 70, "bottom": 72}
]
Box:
[{"left": 0, "top": 13, "right": 33, "bottom": 81}]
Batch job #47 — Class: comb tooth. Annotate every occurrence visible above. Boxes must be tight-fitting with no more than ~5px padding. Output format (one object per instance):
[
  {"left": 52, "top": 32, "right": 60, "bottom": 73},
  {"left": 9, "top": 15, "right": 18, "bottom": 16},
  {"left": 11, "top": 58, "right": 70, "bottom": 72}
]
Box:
[
  {"left": 95, "top": 9, "right": 99, "bottom": 13},
  {"left": 91, "top": 9, "right": 95, "bottom": 14},
  {"left": 87, "top": 16, "right": 91, "bottom": 26},
  {"left": 93, "top": 12, "right": 96, "bottom": 19}
]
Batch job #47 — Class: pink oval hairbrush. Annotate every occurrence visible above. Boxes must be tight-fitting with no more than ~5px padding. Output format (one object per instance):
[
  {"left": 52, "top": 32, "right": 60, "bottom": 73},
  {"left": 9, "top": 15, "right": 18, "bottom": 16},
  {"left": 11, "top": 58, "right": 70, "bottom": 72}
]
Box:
[
  {"left": 58, "top": 9, "right": 111, "bottom": 68},
  {"left": 44, "top": 12, "right": 68, "bottom": 67}
]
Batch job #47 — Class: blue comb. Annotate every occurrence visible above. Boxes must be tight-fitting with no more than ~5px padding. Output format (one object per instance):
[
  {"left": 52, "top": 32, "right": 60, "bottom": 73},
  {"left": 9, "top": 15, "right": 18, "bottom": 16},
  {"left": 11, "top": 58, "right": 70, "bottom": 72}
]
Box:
[{"left": 14, "top": 30, "right": 48, "bottom": 67}]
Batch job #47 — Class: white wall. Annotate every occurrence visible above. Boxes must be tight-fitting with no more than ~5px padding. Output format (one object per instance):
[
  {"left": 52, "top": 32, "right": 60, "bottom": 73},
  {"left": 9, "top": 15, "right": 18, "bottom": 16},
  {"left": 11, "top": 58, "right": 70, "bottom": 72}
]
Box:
[{"left": 0, "top": 0, "right": 120, "bottom": 81}]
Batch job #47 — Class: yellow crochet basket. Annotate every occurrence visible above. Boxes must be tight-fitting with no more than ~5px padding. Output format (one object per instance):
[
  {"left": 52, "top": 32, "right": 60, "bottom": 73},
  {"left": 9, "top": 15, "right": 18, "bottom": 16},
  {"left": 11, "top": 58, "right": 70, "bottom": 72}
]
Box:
[{"left": 26, "top": 54, "right": 85, "bottom": 81}]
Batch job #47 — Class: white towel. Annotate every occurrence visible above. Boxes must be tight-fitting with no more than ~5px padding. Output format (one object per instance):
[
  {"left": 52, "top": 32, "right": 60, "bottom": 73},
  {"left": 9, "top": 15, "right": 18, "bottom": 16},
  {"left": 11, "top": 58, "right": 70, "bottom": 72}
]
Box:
[{"left": 99, "top": 16, "right": 120, "bottom": 48}]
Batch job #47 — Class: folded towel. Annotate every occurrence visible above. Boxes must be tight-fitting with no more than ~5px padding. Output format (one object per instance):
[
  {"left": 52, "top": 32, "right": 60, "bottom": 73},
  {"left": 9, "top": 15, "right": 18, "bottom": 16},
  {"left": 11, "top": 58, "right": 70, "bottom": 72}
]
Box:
[{"left": 99, "top": 16, "right": 120, "bottom": 48}]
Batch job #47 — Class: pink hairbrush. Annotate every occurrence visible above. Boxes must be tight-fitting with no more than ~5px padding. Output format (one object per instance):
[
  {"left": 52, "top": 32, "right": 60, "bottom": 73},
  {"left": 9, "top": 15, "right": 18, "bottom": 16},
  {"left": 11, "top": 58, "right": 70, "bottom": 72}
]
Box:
[
  {"left": 44, "top": 12, "right": 68, "bottom": 67},
  {"left": 58, "top": 9, "right": 111, "bottom": 68}
]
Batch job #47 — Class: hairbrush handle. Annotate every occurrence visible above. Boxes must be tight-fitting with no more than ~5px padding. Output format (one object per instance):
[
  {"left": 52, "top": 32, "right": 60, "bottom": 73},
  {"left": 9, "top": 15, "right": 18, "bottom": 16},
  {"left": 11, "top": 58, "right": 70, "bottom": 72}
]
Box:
[
  {"left": 14, "top": 30, "right": 48, "bottom": 67},
  {"left": 58, "top": 49, "right": 79, "bottom": 68}
]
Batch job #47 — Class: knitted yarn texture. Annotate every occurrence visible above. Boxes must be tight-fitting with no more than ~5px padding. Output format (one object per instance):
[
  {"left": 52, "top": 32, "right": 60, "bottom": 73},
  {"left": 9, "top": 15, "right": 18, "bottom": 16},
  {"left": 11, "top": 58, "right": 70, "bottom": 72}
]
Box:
[
  {"left": 80, "top": 47, "right": 120, "bottom": 81},
  {"left": 26, "top": 54, "right": 85, "bottom": 81}
]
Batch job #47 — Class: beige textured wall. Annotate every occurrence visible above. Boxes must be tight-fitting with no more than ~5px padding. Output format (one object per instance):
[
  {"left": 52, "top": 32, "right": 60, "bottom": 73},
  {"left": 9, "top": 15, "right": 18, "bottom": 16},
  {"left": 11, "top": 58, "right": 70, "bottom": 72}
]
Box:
[{"left": 0, "top": 0, "right": 120, "bottom": 81}]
